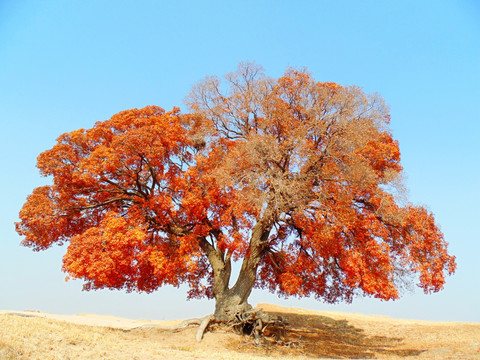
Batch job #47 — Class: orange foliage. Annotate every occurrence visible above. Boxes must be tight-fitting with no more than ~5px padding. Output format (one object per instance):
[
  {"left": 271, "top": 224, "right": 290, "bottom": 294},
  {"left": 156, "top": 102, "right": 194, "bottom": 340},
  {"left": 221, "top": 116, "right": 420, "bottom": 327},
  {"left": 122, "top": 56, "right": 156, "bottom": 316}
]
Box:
[{"left": 17, "top": 64, "right": 455, "bottom": 307}]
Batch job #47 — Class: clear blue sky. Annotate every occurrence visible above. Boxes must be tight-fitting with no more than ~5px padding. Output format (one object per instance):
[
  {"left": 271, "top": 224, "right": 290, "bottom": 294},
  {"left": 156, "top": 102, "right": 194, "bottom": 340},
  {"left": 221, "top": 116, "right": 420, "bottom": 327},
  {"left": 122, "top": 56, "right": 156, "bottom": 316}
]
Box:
[{"left": 1, "top": 0, "right": 479, "bottom": 322}]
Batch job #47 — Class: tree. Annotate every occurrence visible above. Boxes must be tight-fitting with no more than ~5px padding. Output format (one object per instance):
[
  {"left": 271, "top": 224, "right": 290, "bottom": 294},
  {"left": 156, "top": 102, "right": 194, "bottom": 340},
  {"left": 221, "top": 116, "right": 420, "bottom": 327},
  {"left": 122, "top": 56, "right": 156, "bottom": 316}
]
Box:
[{"left": 16, "top": 63, "right": 455, "bottom": 323}]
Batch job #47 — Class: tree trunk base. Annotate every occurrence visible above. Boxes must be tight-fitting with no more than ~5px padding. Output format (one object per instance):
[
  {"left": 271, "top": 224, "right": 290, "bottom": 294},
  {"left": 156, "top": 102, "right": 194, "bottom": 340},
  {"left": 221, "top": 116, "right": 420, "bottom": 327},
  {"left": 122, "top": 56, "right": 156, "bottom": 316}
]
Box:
[{"left": 164, "top": 308, "right": 287, "bottom": 343}]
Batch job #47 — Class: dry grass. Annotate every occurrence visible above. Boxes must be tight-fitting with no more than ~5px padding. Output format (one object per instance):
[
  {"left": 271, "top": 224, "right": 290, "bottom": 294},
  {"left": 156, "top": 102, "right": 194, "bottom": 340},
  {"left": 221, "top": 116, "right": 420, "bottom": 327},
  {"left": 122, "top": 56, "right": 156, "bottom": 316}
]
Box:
[
  {"left": 244, "top": 304, "right": 480, "bottom": 359},
  {"left": 1, "top": 304, "right": 479, "bottom": 359}
]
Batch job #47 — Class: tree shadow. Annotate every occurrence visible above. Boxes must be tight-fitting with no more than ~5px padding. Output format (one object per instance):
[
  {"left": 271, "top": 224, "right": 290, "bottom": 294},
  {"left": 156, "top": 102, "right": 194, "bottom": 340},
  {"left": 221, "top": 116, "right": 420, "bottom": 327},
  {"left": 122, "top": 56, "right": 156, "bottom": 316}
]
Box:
[{"left": 245, "top": 310, "right": 425, "bottom": 359}]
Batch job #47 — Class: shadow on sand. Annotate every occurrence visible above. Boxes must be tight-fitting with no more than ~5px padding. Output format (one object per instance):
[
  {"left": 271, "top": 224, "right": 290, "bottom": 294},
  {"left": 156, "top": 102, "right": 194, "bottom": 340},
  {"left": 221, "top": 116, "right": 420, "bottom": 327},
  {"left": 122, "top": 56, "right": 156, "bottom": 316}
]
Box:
[{"left": 241, "top": 310, "right": 424, "bottom": 359}]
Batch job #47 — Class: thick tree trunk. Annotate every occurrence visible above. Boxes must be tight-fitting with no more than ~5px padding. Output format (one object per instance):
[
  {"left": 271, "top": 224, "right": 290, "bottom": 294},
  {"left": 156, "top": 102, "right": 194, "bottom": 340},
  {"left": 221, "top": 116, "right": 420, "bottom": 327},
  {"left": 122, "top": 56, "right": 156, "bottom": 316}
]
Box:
[
  {"left": 211, "top": 216, "right": 274, "bottom": 322},
  {"left": 214, "top": 291, "right": 252, "bottom": 321}
]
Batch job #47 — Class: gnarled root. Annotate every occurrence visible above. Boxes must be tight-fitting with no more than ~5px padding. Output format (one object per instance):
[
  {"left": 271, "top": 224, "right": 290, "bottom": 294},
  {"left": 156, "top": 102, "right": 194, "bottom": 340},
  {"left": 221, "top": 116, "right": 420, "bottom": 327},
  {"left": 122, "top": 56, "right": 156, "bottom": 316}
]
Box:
[
  {"left": 168, "top": 308, "right": 287, "bottom": 343},
  {"left": 173, "top": 314, "right": 216, "bottom": 342},
  {"left": 227, "top": 308, "right": 287, "bottom": 342},
  {"left": 196, "top": 315, "right": 215, "bottom": 342}
]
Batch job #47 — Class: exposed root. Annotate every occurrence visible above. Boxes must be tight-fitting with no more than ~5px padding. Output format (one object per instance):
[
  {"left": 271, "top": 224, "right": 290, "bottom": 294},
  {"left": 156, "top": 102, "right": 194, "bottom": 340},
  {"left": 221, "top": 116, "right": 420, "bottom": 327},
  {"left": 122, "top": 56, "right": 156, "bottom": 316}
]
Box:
[
  {"left": 169, "top": 309, "right": 284, "bottom": 342},
  {"left": 226, "top": 308, "right": 288, "bottom": 343},
  {"left": 132, "top": 309, "right": 290, "bottom": 344},
  {"left": 128, "top": 314, "right": 215, "bottom": 334},
  {"left": 178, "top": 317, "right": 204, "bottom": 328},
  {"left": 196, "top": 315, "right": 215, "bottom": 342}
]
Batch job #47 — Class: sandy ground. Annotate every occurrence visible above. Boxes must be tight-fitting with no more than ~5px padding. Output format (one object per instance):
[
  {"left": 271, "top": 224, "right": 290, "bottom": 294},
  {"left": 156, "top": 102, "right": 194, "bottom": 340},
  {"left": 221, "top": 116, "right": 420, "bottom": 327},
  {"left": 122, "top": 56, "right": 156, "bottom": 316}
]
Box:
[{"left": 1, "top": 304, "right": 479, "bottom": 359}]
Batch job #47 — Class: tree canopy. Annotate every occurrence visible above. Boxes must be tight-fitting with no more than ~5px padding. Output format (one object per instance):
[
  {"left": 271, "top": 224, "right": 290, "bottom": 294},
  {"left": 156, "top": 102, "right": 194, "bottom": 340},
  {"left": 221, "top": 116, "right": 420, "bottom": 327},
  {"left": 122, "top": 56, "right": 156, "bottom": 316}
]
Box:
[{"left": 16, "top": 63, "right": 456, "bottom": 320}]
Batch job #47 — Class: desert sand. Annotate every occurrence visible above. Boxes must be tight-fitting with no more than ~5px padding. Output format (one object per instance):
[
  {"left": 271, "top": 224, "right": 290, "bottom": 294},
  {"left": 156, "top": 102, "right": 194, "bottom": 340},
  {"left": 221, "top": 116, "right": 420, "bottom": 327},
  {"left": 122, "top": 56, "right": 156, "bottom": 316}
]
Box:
[{"left": 1, "top": 304, "right": 479, "bottom": 359}]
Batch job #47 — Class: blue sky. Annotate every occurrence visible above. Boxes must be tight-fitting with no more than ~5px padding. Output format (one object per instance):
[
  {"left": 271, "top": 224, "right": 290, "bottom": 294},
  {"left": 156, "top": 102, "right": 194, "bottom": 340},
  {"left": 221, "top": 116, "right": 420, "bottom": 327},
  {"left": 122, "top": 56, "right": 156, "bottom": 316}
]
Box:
[{"left": 1, "top": 0, "right": 479, "bottom": 322}]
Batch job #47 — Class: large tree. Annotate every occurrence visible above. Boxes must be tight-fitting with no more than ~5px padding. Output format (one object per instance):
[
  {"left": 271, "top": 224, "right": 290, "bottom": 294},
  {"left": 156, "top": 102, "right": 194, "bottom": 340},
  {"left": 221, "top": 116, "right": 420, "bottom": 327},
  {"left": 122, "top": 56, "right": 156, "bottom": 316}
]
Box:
[{"left": 17, "top": 63, "right": 455, "bottom": 322}]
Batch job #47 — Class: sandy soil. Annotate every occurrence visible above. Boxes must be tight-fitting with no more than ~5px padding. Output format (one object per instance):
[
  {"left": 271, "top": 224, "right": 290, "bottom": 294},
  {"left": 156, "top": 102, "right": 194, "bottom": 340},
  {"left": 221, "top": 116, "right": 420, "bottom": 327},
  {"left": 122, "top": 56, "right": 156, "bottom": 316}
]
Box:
[{"left": 1, "top": 304, "right": 479, "bottom": 359}]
